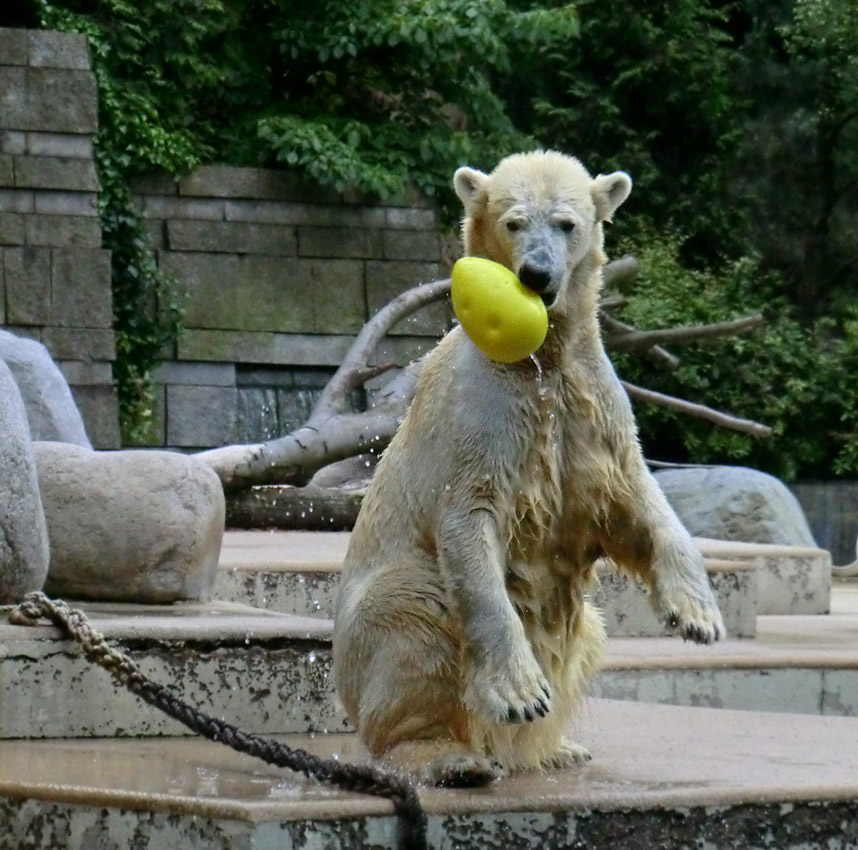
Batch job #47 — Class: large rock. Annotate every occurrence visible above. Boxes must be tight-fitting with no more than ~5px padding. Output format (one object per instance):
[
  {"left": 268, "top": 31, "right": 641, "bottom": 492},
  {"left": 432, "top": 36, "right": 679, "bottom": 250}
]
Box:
[
  {"left": 654, "top": 466, "right": 817, "bottom": 547},
  {"left": 35, "top": 444, "right": 225, "bottom": 603},
  {"left": 0, "top": 330, "right": 91, "bottom": 447},
  {"left": 0, "top": 361, "right": 50, "bottom": 603}
]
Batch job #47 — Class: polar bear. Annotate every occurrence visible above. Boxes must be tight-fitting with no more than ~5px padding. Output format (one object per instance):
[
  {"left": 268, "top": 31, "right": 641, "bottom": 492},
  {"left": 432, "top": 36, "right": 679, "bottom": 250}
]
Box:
[{"left": 332, "top": 150, "right": 724, "bottom": 787}]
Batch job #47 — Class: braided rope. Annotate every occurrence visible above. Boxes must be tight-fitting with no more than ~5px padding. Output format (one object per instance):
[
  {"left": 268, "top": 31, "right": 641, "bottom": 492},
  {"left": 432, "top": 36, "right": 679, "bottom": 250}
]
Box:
[{"left": 6, "top": 592, "right": 427, "bottom": 850}]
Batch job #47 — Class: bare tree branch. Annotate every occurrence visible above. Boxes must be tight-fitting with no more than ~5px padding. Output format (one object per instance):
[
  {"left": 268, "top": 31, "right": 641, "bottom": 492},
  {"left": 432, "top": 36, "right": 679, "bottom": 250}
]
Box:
[
  {"left": 608, "top": 314, "right": 765, "bottom": 352},
  {"left": 198, "top": 280, "right": 451, "bottom": 490},
  {"left": 599, "top": 294, "right": 628, "bottom": 311},
  {"left": 621, "top": 381, "right": 772, "bottom": 437},
  {"left": 197, "top": 254, "right": 773, "bottom": 492},
  {"left": 601, "top": 313, "right": 680, "bottom": 368},
  {"left": 312, "top": 277, "right": 452, "bottom": 418},
  {"left": 602, "top": 254, "right": 640, "bottom": 289}
]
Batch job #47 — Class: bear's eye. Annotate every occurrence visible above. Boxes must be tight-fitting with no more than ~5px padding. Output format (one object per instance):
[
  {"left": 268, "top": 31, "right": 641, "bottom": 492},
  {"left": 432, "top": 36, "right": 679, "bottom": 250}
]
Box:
[
  {"left": 557, "top": 219, "right": 576, "bottom": 234},
  {"left": 505, "top": 220, "right": 525, "bottom": 233}
]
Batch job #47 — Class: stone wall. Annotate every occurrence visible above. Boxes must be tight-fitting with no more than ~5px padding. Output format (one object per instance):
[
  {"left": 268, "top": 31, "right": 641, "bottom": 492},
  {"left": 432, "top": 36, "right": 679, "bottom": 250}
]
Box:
[
  {"left": 791, "top": 482, "right": 858, "bottom": 566},
  {"left": 136, "top": 167, "right": 449, "bottom": 450},
  {"left": 0, "top": 27, "right": 450, "bottom": 453},
  {"left": 0, "top": 28, "right": 119, "bottom": 448}
]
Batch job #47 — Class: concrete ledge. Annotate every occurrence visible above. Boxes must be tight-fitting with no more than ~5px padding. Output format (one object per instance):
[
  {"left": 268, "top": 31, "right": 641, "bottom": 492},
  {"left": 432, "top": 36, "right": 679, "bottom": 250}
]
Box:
[
  {"left": 593, "top": 558, "right": 758, "bottom": 638},
  {"left": 1, "top": 700, "right": 858, "bottom": 848},
  {"left": 2, "top": 587, "right": 858, "bottom": 741},
  {"left": 0, "top": 601, "right": 344, "bottom": 738},
  {"left": 696, "top": 537, "right": 832, "bottom": 615},
  {"left": 216, "top": 532, "right": 758, "bottom": 636}
]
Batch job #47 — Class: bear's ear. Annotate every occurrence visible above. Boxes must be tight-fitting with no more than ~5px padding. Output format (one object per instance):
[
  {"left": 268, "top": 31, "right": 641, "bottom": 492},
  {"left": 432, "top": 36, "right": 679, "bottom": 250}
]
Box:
[
  {"left": 591, "top": 171, "right": 632, "bottom": 223},
  {"left": 454, "top": 166, "right": 489, "bottom": 212}
]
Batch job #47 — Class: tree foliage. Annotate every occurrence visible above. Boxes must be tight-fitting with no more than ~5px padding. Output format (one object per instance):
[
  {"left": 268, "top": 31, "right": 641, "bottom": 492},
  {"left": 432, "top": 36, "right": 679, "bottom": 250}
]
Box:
[
  {"left": 522, "top": 0, "right": 748, "bottom": 263},
  {"left": 34, "top": 0, "right": 578, "bottom": 439},
  {"left": 611, "top": 231, "right": 858, "bottom": 480},
  {"left": 27, "top": 0, "right": 858, "bottom": 479}
]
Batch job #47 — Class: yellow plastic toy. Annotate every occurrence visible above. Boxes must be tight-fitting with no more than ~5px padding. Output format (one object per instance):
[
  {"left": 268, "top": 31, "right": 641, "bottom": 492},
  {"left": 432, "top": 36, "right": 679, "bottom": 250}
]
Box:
[{"left": 451, "top": 257, "right": 549, "bottom": 363}]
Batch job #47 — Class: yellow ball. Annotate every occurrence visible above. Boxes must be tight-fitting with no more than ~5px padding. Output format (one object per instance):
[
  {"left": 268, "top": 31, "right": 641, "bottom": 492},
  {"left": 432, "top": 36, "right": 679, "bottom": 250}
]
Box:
[{"left": 451, "top": 257, "right": 549, "bottom": 363}]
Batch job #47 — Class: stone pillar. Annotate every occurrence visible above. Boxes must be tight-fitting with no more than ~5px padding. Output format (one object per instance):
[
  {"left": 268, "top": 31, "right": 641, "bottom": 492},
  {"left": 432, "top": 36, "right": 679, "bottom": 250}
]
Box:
[{"left": 0, "top": 28, "right": 119, "bottom": 448}]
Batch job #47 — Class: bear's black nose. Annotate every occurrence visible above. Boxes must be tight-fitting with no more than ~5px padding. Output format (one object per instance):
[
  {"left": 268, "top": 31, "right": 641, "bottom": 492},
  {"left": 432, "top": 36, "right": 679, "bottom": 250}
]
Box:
[{"left": 519, "top": 263, "right": 552, "bottom": 293}]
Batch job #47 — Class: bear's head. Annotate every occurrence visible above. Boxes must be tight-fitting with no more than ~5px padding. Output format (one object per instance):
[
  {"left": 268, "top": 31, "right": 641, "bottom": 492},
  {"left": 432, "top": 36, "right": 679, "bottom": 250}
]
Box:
[{"left": 454, "top": 150, "right": 631, "bottom": 312}]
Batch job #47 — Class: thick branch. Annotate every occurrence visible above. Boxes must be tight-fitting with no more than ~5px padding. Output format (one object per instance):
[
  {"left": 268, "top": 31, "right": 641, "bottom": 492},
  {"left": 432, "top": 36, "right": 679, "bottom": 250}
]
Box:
[
  {"left": 608, "top": 314, "right": 765, "bottom": 352},
  {"left": 312, "top": 278, "right": 451, "bottom": 418},
  {"left": 227, "top": 485, "right": 363, "bottom": 530},
  {"left": 602, "top": 254, "right": 640, "bottom": 289},
  {"left": 599, "top": 294, "right": 628, "bottom": 311},
  {"left": 622, "top": 381, "right": 772, "bottom": 437},
  {"left": 198, "top": 281, "right": 450, "bottom": 489},
  {"left": 199, "top": 409, "right": 403, "bottom": 491},
  {"left": 601, "top": 313, "right": 680, "bottom": 368}
]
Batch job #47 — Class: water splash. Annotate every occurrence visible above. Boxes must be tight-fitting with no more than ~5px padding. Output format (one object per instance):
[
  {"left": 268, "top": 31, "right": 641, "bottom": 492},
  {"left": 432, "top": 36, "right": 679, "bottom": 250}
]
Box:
[{"left": 530, "top": 352, "right": 548, "bottom": 398}]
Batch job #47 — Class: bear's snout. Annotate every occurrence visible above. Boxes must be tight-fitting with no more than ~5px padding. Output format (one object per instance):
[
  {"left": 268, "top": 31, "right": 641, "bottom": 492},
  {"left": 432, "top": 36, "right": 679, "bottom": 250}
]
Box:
[{"left": 518, "top": 259, "right": 558, "bottom": 306}]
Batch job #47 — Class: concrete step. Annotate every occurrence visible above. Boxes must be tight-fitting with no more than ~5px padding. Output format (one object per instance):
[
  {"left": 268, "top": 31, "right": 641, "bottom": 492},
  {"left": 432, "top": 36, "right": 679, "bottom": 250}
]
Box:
[
  {"left": 214, "top": 531, "right": 764, "bottom": 637},
  {"left": 595, "top": 583, "right": 858, "bottom": 714},
  {"left": 0, "top": 600, "right": 347, "bottom": 739},
  {"left": 695, "top": 536, "right": 831, "bottom": 614},
  {"left": 592, "top": 558, "right": 757, "bottom": 637},
  {"left": 3, "top": 586, "right": 856, "bottom": 741},
  {"left": 2, "top": 699, "right": 858, "bottom": 849}
]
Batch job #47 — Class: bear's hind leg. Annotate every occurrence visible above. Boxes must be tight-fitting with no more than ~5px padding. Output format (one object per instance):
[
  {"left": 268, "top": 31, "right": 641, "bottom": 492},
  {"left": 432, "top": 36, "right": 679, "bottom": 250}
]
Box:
[
  {"left": 542, "top": 736, "right": 592, "bottom": 768},
  {"left": 381, "top": 739, "right": 500, "bottom": 787},
  {"left": 349, "top": 607, "right": 497, "bottom": 787},
  {"left": 529, "top": 600, "right": 605, "bottom": 772}
]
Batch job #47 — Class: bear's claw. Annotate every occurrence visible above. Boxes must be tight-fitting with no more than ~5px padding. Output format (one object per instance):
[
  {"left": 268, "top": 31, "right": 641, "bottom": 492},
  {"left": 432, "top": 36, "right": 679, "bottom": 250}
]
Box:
[
  {"left": 664, "top": 605, "right": 725, "bottom": 644},
  {"left": 543, "top": 737, "right": 592, "bottom": 769},
  {"left": 466, "top": 656, "right": 552, "bottom": 726},
  {"left": 430, "top": 753, "right": 501, "bottom": 788}
]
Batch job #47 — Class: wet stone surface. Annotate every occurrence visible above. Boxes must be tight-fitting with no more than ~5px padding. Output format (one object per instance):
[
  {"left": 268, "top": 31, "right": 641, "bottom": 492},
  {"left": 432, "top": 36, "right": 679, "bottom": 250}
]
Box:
[
  {"left": 2, "top": 700, "right": 858, "bottom": 847},
  {"left": 215, "top": 567, "right": 340, "bottom": 618},
  {"left": 3, "top": 797, "right": 858, "bottom": 849}
]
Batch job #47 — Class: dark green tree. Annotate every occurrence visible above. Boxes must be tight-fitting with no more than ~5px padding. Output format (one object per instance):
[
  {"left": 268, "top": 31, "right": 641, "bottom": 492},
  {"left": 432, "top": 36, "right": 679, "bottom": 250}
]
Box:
[
  {"left": 782, "top": 0, "right": 858, "bottom": 315},
  {"left": 518, "top": 0, "right": 748, "bottom": 263}
]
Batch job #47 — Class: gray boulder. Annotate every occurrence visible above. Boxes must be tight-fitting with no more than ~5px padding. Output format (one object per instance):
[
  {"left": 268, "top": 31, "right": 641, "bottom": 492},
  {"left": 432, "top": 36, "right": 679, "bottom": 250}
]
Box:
[
  {"left": 0, "top": 361, "right": 50, "bottom": 603},
  {"left": 654, "top": 465, "right": 817, "bottom": 547},
  {"left": 0, "top": 330, "right": 91, "bottom": 447},
  {"left": 36, "top": 443, "right": 225, "bottom": 603}
]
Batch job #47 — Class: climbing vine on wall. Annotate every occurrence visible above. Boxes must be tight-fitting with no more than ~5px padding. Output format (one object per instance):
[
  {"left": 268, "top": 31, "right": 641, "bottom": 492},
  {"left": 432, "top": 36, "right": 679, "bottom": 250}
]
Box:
[{"left": 38, "top": 0, "right": 215, "bottom": 442}]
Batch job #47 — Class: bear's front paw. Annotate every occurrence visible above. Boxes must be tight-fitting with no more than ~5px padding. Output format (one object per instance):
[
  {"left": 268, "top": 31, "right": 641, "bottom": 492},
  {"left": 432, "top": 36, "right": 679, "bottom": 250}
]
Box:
[
  {"left": 662, "top": 593, "right": 726, "bottom": 644},
  {"left": 464, "top": 648, "right": 551, "bottom": 725}
]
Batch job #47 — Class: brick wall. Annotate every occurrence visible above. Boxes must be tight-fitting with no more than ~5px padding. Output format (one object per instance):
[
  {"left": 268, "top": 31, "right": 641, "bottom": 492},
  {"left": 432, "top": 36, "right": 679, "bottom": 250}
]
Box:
[
  {"left": 0, "top": 28, "right": 451, "bottom": 452},
  {"left": 0, "top": 28, "right": 119, "bottom": 448}
]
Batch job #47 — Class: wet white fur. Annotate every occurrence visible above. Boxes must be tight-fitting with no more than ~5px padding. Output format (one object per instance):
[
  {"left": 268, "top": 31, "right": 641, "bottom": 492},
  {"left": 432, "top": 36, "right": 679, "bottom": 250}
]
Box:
[{"left": 332, "top": 151, "right": 724, "bottom": 784}]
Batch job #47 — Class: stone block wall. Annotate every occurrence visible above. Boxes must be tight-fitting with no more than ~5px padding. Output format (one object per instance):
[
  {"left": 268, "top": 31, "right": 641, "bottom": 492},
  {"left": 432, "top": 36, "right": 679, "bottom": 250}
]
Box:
[
  {"left": 0, "top": 28, "right": 119, "bottom": 448},
  {"left": 0, "top": 27, "right": 450, "bottom": 453},
  {"left": 136, "top": 166, "right": 450, "bottom": 450}
]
